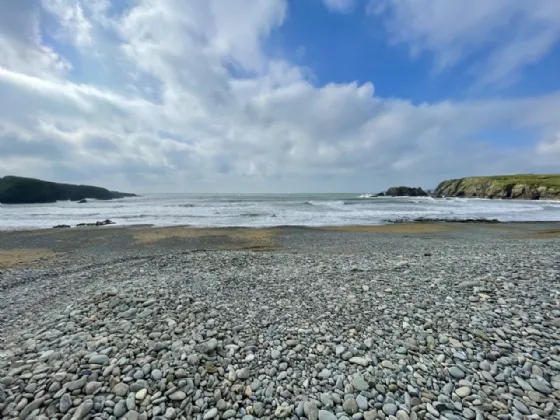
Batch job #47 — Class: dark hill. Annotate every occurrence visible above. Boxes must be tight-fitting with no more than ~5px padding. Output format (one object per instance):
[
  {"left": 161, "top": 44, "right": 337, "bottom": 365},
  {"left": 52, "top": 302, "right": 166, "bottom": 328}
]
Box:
[{"left": 0, "top": 175, "right": 137, "bottom": 204}]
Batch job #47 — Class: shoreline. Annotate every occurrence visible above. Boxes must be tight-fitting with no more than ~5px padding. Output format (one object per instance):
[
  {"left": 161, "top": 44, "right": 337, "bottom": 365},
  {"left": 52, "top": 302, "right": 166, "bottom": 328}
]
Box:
[
  {"left": 1, "top": 218, "right": 560, "bottom": 234},
  {"left": 1, "top": 219, "right": 559, "bottom": 419},
  {"left": 1, "top": 221, "right": 559, "bottom": 270}
]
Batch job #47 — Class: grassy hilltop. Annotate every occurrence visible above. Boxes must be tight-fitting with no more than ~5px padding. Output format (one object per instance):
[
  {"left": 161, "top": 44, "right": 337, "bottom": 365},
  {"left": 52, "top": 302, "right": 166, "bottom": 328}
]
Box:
[
  {"left": 434, "top": 174, "right": 560, "bottom": 200},
  {"left": 0, "top": 175, "right": 136, "bottom": 204}
]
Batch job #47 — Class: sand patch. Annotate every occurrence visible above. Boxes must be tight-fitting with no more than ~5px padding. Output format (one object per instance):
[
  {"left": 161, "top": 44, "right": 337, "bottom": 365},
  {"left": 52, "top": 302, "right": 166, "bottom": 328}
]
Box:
[
  {"left": 0, "top": 248, "right": 57, "bottom": 269},
  {"left": 511, "top": 229, "right": 560, "bottom": 239},
  {"left": 132, "top": 227, "right": 280, "bottom": 251},
  {"left": 317, "top": 223, "right": 456, "bottom": 234}
]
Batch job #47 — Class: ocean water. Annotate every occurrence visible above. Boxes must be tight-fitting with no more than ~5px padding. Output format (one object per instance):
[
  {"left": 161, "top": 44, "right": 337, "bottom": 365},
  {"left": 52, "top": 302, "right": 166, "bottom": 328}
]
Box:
[{"left": 1, "top": 193, "right": 560, "bottom": 230}]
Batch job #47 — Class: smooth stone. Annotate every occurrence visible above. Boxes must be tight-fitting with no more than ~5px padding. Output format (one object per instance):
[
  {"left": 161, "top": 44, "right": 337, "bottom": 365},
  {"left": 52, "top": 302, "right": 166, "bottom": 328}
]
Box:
[
  {"left": 305, "top": 402, "right": 319, "bottom": 420},
  {"left": 236, "top": 368, "right": 251, "bottom": 380},
  {"left": 530, "top": 379, "right": 552, "bottom": 394},
  {"left": 383, "top": 403, "right": 398, "bottom": 416},
  {"left": 349, "top": 357, "right": 369, "bottom": 366},
  {"left": 113, "top": 383, "right": 129, "bottom": 397},
  {"left": 253, "top": 402, "right": 265, "bottom": 417},
  {"left": 353, "top": 375, "right": 369, "bottom": 391},
  {"left": 66, "top": 377, "right": 87, "bottom": 391},
  {"left": 202, "top": 338, "right": 218, "bottom": 353},
  {"left": 88, "top": 354, "right": 109, "bottom": 365},
  {"left": 321, "top": 393, "right": 334, "bottom": 407},
  {"left": 396, "top": 410, "right": 410, "bottom": 420},
  {"left": 136, "top": 389, "right": 147, "bottom": 400},
  {"left": 455, "top": 386, "right": 471, "bottom": 397},
  {"left": 60, "top": 394, "right": 72, "bottom": 413},
  {"left": 448, "top": 366, "right": 466, "bottom": 379},
  {"left": 151, "top": 369, "right": 163, "bottom": 380},
  {"left": 343, "top": 398, "right": 358, "bottom": 414},
  {"left": 169, "top": 391, "right": 187, "bottom": 401},
  {"left": 223, "top": 409, "right": 237, "bottom": 419},
  {"left": 71, "top": 400, "right": 93, "bottom": 420},
  {"left": 203, "top": 408, "right": 218, "bottom": 419},
  {"left": 364, "top": 411, "right": 377, "bottom": 420},
  {"left": 20, "top": 398, "right": 45, "bottom": 420},
  {"left": 126, "top": 393, "right": 136, "bottom": 410},
  {"left": 114, "top": 400, "right": 127, "bottom": 417},
  {"left": 319, "top": 410, "right": 337, "bottom": 420},
  {"left": 275, "top": 406, "right": 292, "bottom": 418},
  {"left": 85, "top": 381, "right": 102, "bottom": 395},
  {"left": 356, "top": 395, "right": 368, "bottom": 411},
  {"left": 513, "top": 399, "right": 530, "bottom": 415}
]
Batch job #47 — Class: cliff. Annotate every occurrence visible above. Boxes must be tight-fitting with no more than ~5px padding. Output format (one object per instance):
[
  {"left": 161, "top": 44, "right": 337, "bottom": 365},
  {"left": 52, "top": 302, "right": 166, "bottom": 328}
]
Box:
[
  {"left": 0, "top": 176, "right": 137, "bottom": 204},
  {"left": 434, "top": 174, "right": 560, "bottom": 200},
  {"left": 385, "top": 186, "right": 428, "bottom": 197}
]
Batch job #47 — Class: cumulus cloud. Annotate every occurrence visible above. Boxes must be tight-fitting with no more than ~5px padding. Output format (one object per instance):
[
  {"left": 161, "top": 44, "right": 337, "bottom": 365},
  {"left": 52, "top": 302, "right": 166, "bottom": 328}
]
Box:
[
  {"left": 372, "top": 0, "right": 560, "bottom": 87},
  {"left": 0, "top": 0, "right": 558, "bottom": 192}
]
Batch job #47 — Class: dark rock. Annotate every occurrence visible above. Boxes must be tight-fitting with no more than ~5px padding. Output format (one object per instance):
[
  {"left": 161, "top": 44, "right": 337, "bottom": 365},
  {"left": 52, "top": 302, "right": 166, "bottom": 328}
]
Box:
[
  {"left": 385, "top": 186, "right": 428, "bottom": 197},
  {"left": 0, "top": 175, "right": 137, "bottom": 204},
  {"left": 53, "top": 225, "right": 71, "bottom": 229},
  {"left": 387, "top": 217, "right": 500, "bottom": 224},
  {"left": 77, "top": 219, "right": 116, "bottom": 227},
  {"left": 77, "top": 199, "right": 88, "bottom": 204}
]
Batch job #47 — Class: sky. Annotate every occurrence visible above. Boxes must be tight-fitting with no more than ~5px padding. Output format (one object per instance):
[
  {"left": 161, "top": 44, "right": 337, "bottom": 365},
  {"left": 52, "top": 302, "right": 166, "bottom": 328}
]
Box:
[{"left": 0, "top": 0, "right": 559, "bottom": 193}]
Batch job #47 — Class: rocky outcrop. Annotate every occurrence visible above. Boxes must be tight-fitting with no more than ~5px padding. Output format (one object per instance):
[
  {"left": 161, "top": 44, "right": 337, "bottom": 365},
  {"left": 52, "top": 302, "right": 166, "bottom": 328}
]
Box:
[
  {"left": 0, "top": 176, "right": 137, "bottom": 204},
  {"left": 77, "top": 219, "right": 115, "bottom": 227},
  {"left": 434, "top": 175, "right": 560, "bottom": 200},
  {"left": 388, "top": 217, "right": 500, "bottom": 224},
  {"left": 385, "top": 186, "right": 428, "bottom": 197}
]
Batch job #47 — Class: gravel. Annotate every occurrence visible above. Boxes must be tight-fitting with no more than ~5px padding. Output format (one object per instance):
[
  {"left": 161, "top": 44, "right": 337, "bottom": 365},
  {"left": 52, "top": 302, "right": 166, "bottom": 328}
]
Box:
[{"left": 1, "top": 228, "right": 559, "bottom": 419}]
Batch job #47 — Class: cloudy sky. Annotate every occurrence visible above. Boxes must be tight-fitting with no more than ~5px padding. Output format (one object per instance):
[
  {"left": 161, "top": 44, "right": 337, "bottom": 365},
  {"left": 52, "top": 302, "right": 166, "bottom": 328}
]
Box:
[{"left": 1, "top": 0, "right": 559, "bottom": 193}]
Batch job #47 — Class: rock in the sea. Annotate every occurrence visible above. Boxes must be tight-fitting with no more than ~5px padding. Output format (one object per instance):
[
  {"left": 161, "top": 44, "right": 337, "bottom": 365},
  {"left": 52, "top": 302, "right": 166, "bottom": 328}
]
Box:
[{"left": 385, "top": 186, "right": 428, "bottom": 197}]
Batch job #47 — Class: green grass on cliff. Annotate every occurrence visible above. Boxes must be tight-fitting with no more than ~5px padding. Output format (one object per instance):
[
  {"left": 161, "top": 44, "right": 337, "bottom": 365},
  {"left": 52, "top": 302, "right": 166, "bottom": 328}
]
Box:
[{"left": 476, "top": 174, "right": 560, "bottom": 190}]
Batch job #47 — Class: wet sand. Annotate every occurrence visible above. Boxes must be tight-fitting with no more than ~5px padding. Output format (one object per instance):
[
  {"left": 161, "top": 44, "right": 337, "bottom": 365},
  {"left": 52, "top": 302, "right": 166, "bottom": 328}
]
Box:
[{"left": 0, "top": 222, "right": 558, "bottom": 269}]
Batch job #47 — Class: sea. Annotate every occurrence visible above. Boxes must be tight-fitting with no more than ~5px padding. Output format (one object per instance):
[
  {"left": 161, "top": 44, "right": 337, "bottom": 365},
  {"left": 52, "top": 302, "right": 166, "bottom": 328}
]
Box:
[{"left": 1, "top": 193, "right": 560, "bottom": 230}]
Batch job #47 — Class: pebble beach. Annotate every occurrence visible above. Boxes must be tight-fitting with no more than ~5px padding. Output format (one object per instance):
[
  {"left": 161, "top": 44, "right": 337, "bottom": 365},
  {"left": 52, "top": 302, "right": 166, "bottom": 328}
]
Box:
[{"left": 0, "top": 223, "right": 559, "bottom": 420}]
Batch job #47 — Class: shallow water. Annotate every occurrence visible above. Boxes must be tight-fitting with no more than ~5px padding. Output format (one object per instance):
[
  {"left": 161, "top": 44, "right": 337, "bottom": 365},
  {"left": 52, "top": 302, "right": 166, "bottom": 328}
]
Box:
[{"left": 1, "top": 193, "right": 560, "bottom": 229}]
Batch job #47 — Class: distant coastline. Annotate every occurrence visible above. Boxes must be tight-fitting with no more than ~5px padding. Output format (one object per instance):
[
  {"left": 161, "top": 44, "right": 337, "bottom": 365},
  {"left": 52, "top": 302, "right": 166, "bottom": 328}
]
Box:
[
  {"left": 378, "top": 174, "right": 560, "bottom": 201},
  {"left": 433, "top": 174, "right": 560, "bottom": 200},
  {"left": 0, "top": 175, "right": 137, "bottom": 204}
]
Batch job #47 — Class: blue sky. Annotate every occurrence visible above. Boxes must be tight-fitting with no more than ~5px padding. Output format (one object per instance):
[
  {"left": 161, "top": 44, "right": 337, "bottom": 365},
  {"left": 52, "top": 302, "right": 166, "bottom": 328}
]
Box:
[{"left": 0, "top": 0, "right": 559, "bottom": 192}]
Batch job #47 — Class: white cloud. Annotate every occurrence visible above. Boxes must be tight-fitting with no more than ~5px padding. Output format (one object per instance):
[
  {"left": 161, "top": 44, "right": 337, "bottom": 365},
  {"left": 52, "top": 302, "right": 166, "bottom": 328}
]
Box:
[
  {"left": 0, "top": 0, "right": 70, "bottom": 79},
  {"left": 322, "top": 0, "right": 355, "bottom": 13},
  {"left": 0, "top": 0, "right": 558, "bottom": 192},
  {"left": 42, "top": 0, "right": 93, "bottom": 47},
  {"left": 371, "top": 0, "right": 560, "bottom": 87},
  {"left": 536, "top": 132, "right": 560, "bottom": 163}
]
